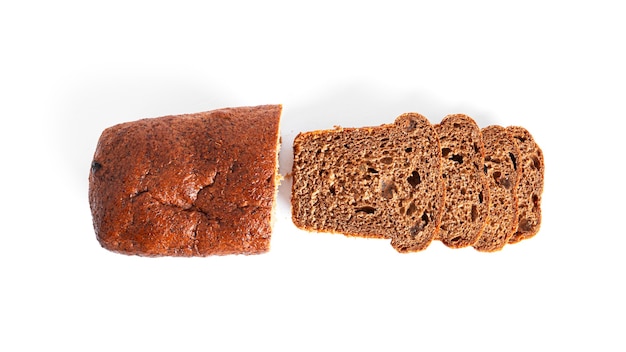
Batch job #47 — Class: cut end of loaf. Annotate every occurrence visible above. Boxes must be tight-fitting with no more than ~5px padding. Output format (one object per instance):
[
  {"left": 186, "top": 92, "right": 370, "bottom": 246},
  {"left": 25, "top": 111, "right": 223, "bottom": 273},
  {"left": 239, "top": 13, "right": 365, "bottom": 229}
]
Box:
[{"left": 291, "top": 112, "right": 445, "bottom": 253}]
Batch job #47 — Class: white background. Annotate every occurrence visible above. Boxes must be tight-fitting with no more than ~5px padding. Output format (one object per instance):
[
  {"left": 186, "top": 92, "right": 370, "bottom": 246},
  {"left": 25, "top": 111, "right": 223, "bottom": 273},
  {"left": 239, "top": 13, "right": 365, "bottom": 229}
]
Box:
[{"left": 2, "top": 1, "right": 624, "bottom": 351}]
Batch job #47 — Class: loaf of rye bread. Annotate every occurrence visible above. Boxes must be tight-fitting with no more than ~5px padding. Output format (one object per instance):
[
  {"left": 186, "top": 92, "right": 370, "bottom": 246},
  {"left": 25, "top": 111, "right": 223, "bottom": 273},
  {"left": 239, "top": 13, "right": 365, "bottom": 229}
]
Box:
[
  {"left": 472, "top": 125, "right": 521, "bottom": 252},
  {"left": 88, "top": 105, "right": 282, "bottom": 256},
  {"left": 434, "top": 114, "right": 490, "bottom": 248},
  {"left": 291, "top": 113, "right": 445, "bottom": 253},
  {"left": 507, "top": 126, "right": 544, "bottom": 243}
]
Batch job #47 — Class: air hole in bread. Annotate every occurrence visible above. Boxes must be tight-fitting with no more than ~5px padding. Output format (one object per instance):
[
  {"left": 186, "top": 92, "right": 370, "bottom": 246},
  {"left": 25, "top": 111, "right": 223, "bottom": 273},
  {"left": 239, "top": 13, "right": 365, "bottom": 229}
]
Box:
[
  {"left": 405, "top": 147, "right": 413, "bottom": 153},
  {"left": 407, "top": 171, "right": 421, "bottom": 187},
  {"left": 406, "top": 202, "right": 417, "bottom": 216},
  {"left": 329, "top": 185, "right": 336, "bottom": 195},
  {"left": 380, "top": 157, "right": 393, "bottom": 164},
  {"left": 460, "top": 188, "right": 467, "bottom": 195},
  {"left": 355, "top": 206, "right": 376, "bottom": 214},
  {"left": 367, "top": 167, "right": 379, "bottom": 174},
  {"left": 532, "top": 194, "right": 539, "bottom": 209},
  {"left": 532, "top": 155, "right": 541, "bottom": 170},
  {"left": 450, "top": 236, "right": 462, "bottom": 243},
  {"left": 493, "top": 172, "right": 512, "bottom": 189},
  {"left": 483, "top": 165, "right": 488, "bottom": 174},
  {"left": 473, "top": 143, "right": 480, "bottom": 154},
  {"left": 478, "top": 191, "right": 484, "bottom": 203},
  {"left": 442, "top": 147, "right": 451, "bottom": 157},
  {"left": 450, "top": 154, "right": 463, "bottom": 164},
  {"left": 519, "top": 219, "right": 535, "bottom": 232},
  {"left": 493, "top": 171, "right": 502, "bottom": 181},
  {"left": 515, "top": 136, "right": 527, "bottom": 143},
  {"left": 509, "top": 152, "right": 517, "bottom": 170},
  {"left": 471, "top": 205, "right": 478, "bottom": 222},
  {"left": 421, "top": 211, "right": 430, "bottom": 225}
]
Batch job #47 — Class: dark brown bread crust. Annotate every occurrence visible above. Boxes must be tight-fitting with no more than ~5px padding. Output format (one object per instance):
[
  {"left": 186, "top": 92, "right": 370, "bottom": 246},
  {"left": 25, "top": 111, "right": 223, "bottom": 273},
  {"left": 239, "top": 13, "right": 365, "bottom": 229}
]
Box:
[
  {"left": 89, "top": 105, "right": 282, "bottom": 256},
  {"left": 291, "top": 113, "right": 444, "bottom": 253},
  {"left": 507, "top": 126, "right": 544, "bottom": 243},
  {"left": 435, "top": 114, "right": 490, "bottom": 248},
  {"left": 473, "top": 125, "right": 521, "bottom": 252}
]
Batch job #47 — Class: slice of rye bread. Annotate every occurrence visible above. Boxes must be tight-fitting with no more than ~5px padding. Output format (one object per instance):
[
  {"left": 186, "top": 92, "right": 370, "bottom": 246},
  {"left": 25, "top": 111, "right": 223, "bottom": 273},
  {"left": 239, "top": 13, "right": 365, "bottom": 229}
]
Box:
[
  {"left": 291, "top": 113, "right": 445, "bottom": 252},
  {"left": 473, "top": 125, "right": 521, "bottom": 252},
  {"left": 434, "top": 114, "right": 490, "bottom": 248},
  {"left": 507, "top": 126, "right": 544, "bottom": 243}
]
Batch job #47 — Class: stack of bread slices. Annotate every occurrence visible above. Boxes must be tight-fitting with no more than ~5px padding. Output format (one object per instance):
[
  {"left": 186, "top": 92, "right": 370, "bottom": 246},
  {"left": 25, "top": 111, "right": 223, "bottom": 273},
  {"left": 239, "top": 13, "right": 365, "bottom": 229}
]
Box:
[{"left": 291, "top": 113, "right": 544, "bottom": 252}]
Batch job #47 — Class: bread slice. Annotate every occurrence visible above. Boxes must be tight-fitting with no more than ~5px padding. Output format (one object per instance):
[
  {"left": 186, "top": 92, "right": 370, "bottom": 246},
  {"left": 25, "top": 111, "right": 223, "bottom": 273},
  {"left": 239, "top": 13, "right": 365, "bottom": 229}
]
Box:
[
  {"left": 291, "top": 113, "right": 445, "bottom": 252},
  {"left": 89, "top": 105, "right": 282, "bottom": 256},
  {"left": 473, "top": 125, "right": 521, "bottom": 252},
  {"left": 434, "top": 114, "right": 490, "bottom": 248},
  {"left": 507, "top": 126, "right": 544, "bottom": 243}
]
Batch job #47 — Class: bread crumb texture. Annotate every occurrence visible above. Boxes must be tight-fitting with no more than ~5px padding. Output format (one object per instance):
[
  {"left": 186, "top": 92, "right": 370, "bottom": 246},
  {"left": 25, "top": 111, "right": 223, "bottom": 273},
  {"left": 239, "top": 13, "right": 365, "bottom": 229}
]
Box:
[{"left": 292, "top": 113, "right": 543, "bottom": 253}]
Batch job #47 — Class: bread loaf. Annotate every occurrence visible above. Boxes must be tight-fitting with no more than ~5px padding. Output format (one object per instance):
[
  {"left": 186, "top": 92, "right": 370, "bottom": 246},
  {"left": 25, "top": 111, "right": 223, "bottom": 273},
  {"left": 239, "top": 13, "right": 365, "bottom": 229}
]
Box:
[
  {"left": 89, "top": 105, "right": 282, "bottom": 256},
  {"left": 89, "top": 103, "right": 543, "bottom": 256}
]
